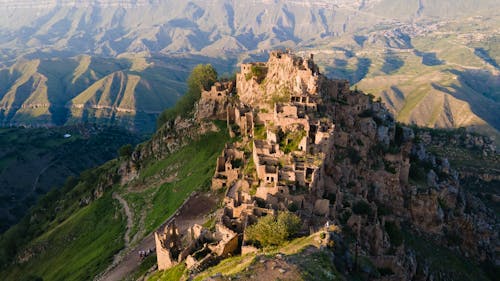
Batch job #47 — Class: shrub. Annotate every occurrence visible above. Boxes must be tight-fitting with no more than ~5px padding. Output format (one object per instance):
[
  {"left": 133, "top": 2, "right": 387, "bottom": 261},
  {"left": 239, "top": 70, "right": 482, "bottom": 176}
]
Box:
[
  {"left": 385, "top": 221, "right": 403, "bottom": 247},
  {"left": 347, "top": 148, "right": 362, "bottom": 164},
  {"left": 118, "top": 144, "right": 133, "bottom": 158},
  {"left": 246, "top": 65, "right": 267, "bottom": 82},
  {"left": 245, "top": 212, "right": 301, "bottom": 247},
  {"left": 352, "top": 200, "right": 372, "bottom": 216}
]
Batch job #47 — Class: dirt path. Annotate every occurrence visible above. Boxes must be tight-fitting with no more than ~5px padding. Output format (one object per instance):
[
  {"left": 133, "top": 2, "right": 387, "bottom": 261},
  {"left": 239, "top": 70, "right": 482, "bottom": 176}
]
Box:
[
  {"left": 113, "top": 193, "right": 133, "bottom": 246},
  {"left": 31, "top": 159, "right": 58, "bottom": 192},
  {"left": 97, "top": 192, "right": 217, "bottom": 281}
]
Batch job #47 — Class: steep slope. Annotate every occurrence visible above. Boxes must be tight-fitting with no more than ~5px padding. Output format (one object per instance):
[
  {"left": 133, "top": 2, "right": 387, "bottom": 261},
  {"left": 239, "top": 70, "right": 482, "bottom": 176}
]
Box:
[
  {"left": 0, "top": 118, "right": 230, "bottom": 280},
  {"left": 147, "top": 52, "right": 498, "bottom": 281}
]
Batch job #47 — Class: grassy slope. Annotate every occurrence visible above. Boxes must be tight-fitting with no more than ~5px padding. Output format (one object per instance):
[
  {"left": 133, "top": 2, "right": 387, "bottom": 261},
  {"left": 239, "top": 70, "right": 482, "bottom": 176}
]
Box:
[
  {"left": 0, "top": 122, "right": 229, "bottom": 281},
  {"left": 122, "top": 122, "right": 230, "bottom": 237},
  {"left": 4, "top": 194, "right": 126, "bottom": 281}
]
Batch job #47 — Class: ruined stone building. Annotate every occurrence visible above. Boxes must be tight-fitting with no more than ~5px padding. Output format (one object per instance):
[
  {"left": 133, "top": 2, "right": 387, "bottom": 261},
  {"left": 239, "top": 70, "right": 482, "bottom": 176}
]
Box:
[
  {"left": 156, "top": 50, "right": 352, "bottom": 271},
  {"left": 154, "top": 50, "right": 498, "bottom": 281}
]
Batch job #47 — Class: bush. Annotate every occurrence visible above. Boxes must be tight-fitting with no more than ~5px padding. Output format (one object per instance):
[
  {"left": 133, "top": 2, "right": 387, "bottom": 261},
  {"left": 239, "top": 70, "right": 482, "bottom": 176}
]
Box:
[
  {"left": 352, "top": 200, "right": 372, "bottom": 216},
  {"left": 245, "top": 212, "right": 301, "bottom": 247},
  {"left": 118, "top": 144, "right": 133, "bottom": 158},
  {"left": 246, "top": 65, "right": 267, "bottom": 82},
  {"left": 385, "top": 221, "right": 403, "bottom": 246}
]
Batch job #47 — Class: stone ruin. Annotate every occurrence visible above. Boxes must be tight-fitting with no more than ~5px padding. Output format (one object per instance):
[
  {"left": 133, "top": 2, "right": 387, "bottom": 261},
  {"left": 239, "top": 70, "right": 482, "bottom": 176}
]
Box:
[
  {"left": 156, "top": 50, "right": 354, "bottom": 272},
  {"left": 154, "top": 50, "right": 497, "bottom": 280}
]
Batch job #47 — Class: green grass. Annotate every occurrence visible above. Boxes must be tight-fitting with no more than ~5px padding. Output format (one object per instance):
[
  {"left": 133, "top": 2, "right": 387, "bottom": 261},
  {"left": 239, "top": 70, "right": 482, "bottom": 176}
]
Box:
[
  {"left": 403, "top": 229, "right": 491, "bottom": 281},
  {"left": 137, "top": 124, "right": 230, "bottom": 233},
  {"left": 3, "top": 194, "right": 126, "bottom": 281},
  {"left": 193, "top": 254, "right": 256, "bottom": 281},
  {"left": 292, "top": 250, "right": 339, "bottom": 281},
  {"left": 148, "top": 263, "right": 187, "bottom": 281},
  {"left": 253, "top": 124, "right": 267, "bottom": 140}
]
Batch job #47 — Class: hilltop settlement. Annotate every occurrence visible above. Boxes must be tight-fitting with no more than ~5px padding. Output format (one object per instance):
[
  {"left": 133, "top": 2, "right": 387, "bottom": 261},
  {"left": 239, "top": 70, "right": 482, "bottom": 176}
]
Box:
[{"left": 152, "top": 51, "right": 498, "bottom": 280}]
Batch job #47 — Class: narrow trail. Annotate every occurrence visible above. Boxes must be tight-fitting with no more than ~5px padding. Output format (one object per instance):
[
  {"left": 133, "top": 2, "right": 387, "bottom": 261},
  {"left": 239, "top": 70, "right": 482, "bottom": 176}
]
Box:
[
  {"left": 113, "top": 193, "right": 133, "bottom": 246},
  {"left": 31, "top": 159, "right": 58, "bottom": 192}
]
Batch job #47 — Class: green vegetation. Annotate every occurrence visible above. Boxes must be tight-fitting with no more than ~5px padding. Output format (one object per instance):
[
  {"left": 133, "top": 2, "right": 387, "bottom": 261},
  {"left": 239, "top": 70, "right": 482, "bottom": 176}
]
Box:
[
  {"left": 253, "top": 124, "right": 267, "bottom": 140},
  {"left": 157, "top": 64, "right": 217, "bottom": 128},
  {"left": 245, "top": 212, "right": 301, "bottom": 247},
  {"left": 403, "top": 229, "right": 491, "bottom": 281},
  {"left": 149, "top": 263, "right": 187, "bottom": 281},
  {"left": 279, "top": 129, "right": 306, "bottom": 153},
  {"left": 245, "top": 65, "right": 267, "bottom": 82},
  {"left": 0, "top": 126, "right": 142, "bottom": 233},
  {"left": 193, "top": 254, "right": 255, "bottom": 281},
  {"left": 270, "top": 86, "right": 292, "bottom": 106},
  {"left": 129, "top": 123, "right": 230, "bottom": 234},
  {"left": 2, "top": 193, "right": 126, "bottom": 281},
  {"left": 293, "top": 251, "right": 339, "bottom": 281},
  {"left": 118, "top": 144, "right": 134, "bottom": 158},
  {"left": 0, "top": 119, "right": 229, "bottom": 280}
]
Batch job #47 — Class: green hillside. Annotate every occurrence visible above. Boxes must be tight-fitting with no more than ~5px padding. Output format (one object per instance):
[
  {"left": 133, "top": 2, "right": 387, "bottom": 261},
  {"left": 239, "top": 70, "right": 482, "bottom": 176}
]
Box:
[
  {"left": 0, "top": 121, "right": 230, "bottom": 281},
  {"left": 0, "top": 125, "right": 143, "bottom": 233}
]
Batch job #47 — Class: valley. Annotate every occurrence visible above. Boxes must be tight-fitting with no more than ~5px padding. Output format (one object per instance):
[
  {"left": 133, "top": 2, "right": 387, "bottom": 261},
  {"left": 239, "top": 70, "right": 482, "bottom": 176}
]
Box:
[{"left": 0, "top": 124, "right": 143, "bottom": 232}]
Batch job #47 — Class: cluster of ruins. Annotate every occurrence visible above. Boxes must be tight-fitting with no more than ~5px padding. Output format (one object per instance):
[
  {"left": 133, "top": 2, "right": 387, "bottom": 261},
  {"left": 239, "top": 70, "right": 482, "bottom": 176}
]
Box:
[{"left": 155, "top": 50, "right": 376, "bottom": 272}]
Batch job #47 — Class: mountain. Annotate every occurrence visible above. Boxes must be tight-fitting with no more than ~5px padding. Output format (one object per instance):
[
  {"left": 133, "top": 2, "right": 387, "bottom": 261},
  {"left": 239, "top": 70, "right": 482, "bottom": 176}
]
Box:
[
  {"left": 0, "top": 52, "right": 497, "bottom": 281},
  {"left": 0, "top": 0, "right": 499, "bottom": 138},
  {"left": 308, "top": 15, "right": 500, "bottom": 143},
  {"left": 0, "top": 0, "right": 498, "bottom": 57},
  {"left": 0, "top": 55, "right": 234, "bottom": 132}
]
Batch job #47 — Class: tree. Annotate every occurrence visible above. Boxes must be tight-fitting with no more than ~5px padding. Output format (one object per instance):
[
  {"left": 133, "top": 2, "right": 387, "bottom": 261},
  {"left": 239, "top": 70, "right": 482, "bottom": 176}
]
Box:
[
  {"left": 187, "top": 64, "right": 218, "bottom": 92},
  {"left": 118, "top": 144, "right": 133, "bottom": 158},
  {"left": 245, "top": 212, "right": 301, "bottom": 247},
  {"left": 157, "top": 64, "right": 218, "bottom": 128}
]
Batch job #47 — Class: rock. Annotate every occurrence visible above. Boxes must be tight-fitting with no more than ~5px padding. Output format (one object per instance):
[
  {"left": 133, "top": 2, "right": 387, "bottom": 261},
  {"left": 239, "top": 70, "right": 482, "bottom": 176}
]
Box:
[
  {"left": 427, "top": 169, "right": 438, "bottom": 188},
  {"left": 314, "top": 199, "right": 330, "bottom": 216},
  {"left": 377, "top": 126, "right": 390, "bottom": 146}
]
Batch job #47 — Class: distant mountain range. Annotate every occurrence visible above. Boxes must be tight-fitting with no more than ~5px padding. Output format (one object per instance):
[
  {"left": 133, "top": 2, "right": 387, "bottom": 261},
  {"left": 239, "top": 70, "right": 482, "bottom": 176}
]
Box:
[
  {"left": 0, "top": 54, "right": 235, "bottom": 131},
  {"left": 0, "top": 0, "right": 498, "bottom": 136}
]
